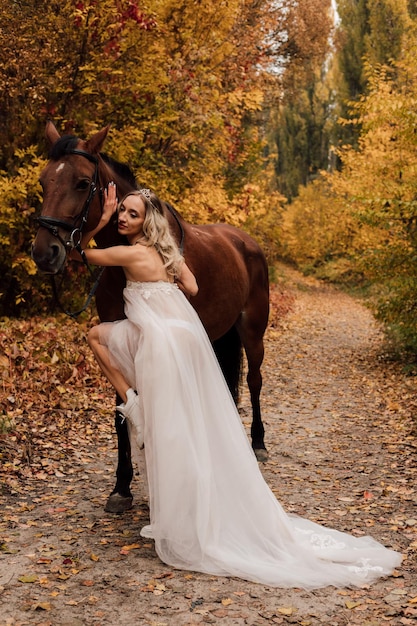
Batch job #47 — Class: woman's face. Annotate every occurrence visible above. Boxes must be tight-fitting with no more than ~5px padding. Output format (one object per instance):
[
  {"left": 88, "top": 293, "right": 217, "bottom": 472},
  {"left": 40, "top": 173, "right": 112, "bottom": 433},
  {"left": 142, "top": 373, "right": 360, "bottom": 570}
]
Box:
[{"left": 117, "top": 194, "right": 146, "bottom": 241}]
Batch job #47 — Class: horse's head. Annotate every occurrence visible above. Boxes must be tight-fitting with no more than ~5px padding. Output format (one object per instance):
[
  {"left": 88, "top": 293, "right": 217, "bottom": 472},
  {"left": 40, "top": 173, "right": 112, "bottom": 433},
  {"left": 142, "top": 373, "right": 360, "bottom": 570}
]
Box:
[{"left": 32, "top": 121, "right": 111, "bottom": 274}]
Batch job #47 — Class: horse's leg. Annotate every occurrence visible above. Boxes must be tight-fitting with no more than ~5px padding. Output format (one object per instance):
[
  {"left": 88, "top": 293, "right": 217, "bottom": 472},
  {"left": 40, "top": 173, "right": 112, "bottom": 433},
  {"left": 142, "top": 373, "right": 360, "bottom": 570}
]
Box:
[
  {"left": 248, "top": 352, "right": 267, "bottom": 462},
  {"left": 237, "top": 295, "right": 269, "bottom": 463},
  {"left": 105, "top": 396, "right": 134, "bottom": 514},
  {"left": 212, "top": 326, "right": 242, "bottom": 404}
]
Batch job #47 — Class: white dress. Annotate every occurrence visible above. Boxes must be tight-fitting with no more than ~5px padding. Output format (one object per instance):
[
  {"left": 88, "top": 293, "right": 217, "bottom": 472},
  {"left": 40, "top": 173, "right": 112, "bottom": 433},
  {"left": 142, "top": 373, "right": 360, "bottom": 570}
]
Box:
[{"left": 100, "top": 280, "right": 402, "bottom": 589}]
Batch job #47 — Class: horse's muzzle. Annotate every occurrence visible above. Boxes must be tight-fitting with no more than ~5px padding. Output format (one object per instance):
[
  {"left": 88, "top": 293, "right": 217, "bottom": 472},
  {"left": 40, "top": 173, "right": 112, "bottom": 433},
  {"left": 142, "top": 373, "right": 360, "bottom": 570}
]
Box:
[{"left": 31, "top": 239, "right": 66, "bottom": 274}]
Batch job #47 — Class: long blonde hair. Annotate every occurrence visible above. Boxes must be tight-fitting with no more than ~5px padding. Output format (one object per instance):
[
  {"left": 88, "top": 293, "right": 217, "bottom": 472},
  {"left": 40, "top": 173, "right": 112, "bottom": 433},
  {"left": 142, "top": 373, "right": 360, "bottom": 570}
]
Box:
[{"left": 118, "top": 190, "right": 183, "bottom": 278}]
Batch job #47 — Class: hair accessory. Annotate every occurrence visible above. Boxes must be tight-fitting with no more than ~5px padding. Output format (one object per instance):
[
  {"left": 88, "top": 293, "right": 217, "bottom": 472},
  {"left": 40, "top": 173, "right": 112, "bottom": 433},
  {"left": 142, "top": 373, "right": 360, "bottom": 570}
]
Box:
[{"left": 138, "top": 188, "right": 152, "bottom": 200}]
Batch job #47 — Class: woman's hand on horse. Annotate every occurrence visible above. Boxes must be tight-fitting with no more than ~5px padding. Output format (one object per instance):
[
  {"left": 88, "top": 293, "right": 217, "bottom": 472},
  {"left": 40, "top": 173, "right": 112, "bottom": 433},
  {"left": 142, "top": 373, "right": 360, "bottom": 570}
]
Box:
[{"left": 102, "top": 182, "right": 118, "bottom": 226}]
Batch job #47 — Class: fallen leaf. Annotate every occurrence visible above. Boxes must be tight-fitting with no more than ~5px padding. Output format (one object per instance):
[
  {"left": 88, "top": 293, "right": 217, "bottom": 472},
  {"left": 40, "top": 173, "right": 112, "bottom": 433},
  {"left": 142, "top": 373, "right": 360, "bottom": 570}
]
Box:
[
  {"left": 211, "top": 609, "right": 230, "bottom": 618},
  {"left": 345, "top": 600, "right": 362, "bottom": 609},
  {"left": 18, "top": 574, "right": 38, "bottom": 583},
  {"left": 32, "top": 601, "right": 51, "bottom": 611},
  {"left": 277, "top": 606, "right": 294, "bottom": 616},
  {"left": 120, "top": 542, "right": 141, "bottom": 555}
]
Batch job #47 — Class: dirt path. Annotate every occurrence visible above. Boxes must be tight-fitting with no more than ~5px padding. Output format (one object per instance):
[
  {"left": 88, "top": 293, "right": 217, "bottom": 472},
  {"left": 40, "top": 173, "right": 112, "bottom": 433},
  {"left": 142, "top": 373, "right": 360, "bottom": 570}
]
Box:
[{"left": 1, "top": 264, "right": 417, "bottom": 625}]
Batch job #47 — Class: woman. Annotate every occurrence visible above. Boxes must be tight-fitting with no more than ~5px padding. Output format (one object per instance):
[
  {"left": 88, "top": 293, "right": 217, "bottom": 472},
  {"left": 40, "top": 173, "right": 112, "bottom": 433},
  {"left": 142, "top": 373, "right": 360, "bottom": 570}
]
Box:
[
  {"left": 74, "top": 183, "right": 402, "bottom": 589},
  {"left": 73, "top": 183, "right": 197, "bottom": 445}
]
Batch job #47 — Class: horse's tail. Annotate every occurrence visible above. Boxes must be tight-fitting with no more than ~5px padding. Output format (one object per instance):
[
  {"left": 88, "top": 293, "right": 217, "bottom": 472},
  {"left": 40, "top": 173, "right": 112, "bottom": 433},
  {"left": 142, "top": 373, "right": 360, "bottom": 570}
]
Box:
[{"left": 212, "top": 326, "right": 242, "bottom": 405}]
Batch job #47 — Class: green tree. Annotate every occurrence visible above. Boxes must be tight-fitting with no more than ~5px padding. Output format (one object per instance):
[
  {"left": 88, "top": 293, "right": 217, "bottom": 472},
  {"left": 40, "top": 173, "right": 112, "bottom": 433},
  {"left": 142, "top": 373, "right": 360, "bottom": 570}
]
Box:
[
  {"left": 271, "top": 0, "right": 334, "bottom": 199},
  {"left": 332, "top": 0, "right": 412, "bottom": 151},
  {"left": 335, "top": 0, "right": 370, "bottom": 102},
  {"left": 365, "top": 0, "right": 411, "bottom": 67},
  {"left": 283, "top": 24, "right": 417, "bottom": 352}
]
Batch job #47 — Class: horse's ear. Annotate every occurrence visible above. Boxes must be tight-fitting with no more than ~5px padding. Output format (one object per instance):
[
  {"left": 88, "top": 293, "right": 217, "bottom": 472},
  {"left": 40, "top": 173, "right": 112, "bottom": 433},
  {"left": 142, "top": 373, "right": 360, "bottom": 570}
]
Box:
[
  {"left": 86, "top": 126, "right": 110, "bottom": 155},
  {"left": 45, "top": 120, "right": 61, "bottom": 147}
]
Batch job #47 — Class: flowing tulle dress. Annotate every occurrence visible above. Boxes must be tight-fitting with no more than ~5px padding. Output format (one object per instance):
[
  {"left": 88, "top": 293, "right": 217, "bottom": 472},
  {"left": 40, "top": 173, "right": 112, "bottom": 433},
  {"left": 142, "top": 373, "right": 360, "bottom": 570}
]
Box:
[{"left": 99, "top": 280, "right": 402, "bottom": 589}]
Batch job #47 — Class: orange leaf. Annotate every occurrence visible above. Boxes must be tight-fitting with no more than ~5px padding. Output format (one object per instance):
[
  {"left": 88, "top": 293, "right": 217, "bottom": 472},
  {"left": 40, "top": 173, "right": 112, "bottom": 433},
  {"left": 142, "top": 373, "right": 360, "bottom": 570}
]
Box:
[{"left": 120, "top": 543, "right": 141, "bottom": 555}]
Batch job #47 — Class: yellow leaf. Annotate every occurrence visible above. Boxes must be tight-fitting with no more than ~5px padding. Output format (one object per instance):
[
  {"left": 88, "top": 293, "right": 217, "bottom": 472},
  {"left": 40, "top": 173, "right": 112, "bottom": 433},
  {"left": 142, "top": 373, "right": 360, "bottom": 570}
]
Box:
[
  {"left": 221, "top": 598, "right": 233, "bottom": 606},
  {"left": 277, "top": 606, "right": 294, "bottom": 616},
  {"left": 345, "top": 600, "right": 362, "bottom": 609},
  {"left": 409, "top": 597, "right": 417, "bottom": 604},
  {"left": 90, "top": 553, "right": 99, "bottom": 562},
  {"left": 32, "top": 601, "right": 51, "bottom": 611},
  {"left": 18, "top": 574, "right": 38, "bottom": 583}
]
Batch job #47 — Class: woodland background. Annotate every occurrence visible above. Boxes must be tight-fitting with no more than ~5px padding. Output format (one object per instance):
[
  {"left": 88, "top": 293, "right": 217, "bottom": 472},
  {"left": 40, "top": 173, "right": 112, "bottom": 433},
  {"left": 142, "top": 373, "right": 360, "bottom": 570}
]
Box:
[{"left": 2, "top": 0, "right": 417, "bottom": 355}]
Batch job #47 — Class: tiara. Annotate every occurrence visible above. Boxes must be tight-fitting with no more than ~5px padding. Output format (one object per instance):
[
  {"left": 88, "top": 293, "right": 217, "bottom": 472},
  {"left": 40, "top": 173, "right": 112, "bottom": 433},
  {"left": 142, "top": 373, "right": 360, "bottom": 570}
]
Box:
[{"left": 138, "top": 188, "right": 152, "bottom": 200}]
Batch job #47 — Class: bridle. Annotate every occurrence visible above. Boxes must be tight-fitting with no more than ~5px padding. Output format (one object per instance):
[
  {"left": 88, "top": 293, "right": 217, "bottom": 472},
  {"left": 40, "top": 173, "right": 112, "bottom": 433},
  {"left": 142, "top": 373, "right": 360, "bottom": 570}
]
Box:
[
  {"left": 35, "top": 149, "right": 104, "bottom": 318},
  {"left": 35, "top": 149, "right": 100, "bottom": 259}
]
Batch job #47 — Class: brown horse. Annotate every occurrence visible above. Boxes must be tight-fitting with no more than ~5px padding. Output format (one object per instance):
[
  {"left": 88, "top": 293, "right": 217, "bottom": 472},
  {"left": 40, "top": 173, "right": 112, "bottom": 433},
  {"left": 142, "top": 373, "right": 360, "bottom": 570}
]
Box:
[{"left": 32, "top": 121, "right": 270, "bottom": 513}]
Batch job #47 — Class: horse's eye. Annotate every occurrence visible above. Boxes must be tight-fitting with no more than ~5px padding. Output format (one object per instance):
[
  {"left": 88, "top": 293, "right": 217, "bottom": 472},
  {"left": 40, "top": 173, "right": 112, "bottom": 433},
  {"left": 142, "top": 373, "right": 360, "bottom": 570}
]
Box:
[{"left": 76, "top": 179, "right": 90, "bottom": 191}]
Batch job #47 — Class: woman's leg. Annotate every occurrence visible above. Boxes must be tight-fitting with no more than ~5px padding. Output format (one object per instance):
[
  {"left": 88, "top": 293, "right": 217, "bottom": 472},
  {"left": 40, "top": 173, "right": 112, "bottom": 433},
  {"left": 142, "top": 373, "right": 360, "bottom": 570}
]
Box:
[
  {"left": 88, "top": 325, "right": 143, "bottom": 447},
  {"left": 87, "top": 325, "right": 130, "bottom": 402}
]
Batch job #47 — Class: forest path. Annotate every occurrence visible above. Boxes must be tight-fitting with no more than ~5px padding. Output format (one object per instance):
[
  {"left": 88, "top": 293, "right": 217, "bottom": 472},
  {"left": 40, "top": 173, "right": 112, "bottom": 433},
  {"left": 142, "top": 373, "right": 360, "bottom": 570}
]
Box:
[{"left": 1, "top": 263, "right": 417, "bottom": 625}]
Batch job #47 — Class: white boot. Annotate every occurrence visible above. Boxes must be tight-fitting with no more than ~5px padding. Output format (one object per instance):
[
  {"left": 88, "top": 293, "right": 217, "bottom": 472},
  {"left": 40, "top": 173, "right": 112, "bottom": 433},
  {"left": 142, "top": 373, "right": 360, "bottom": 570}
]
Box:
[{"left": 117, "top": 388, "right": 144, "bottom": 449}]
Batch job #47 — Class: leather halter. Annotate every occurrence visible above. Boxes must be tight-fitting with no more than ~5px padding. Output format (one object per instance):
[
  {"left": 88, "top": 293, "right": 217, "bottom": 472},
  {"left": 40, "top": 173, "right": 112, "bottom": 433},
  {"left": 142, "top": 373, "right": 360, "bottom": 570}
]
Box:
[{"left": 35, "top": 149, "right": 100, "bottom": 257}]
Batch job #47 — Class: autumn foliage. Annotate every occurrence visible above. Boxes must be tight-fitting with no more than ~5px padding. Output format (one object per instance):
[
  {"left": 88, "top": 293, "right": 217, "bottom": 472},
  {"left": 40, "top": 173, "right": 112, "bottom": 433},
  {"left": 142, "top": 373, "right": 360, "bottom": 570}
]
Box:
[
  {"left": 0, "top": 0, "right": 298, "bottom": 315},
  {"left": 3, "top": 0, "right": 417, "bottom": 356},
  {"left": 281, "top": 10, "right": 417, "bottom": 354}
]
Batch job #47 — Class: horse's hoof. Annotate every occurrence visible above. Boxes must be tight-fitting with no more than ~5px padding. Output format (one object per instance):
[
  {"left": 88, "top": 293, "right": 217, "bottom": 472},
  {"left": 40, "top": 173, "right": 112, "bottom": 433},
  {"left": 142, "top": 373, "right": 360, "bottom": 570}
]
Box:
[
  {"left": 254, "top": 448, "right": 268, "bottom": 463},
  {"left": 105, "top": 493, "right": 133, "bottom": 514}
]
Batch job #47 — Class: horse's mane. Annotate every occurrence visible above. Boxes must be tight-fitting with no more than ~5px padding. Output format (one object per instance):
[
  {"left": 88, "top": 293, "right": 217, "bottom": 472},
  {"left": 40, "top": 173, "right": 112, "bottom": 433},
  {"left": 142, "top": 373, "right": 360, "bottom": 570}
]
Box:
[
  {"left": 49, "top": 135, "right": 79, "bottom": 160},
  {"left": 49, "top": 135, "right": 137, "bottom": 188},
  {"left": 101, "top": 153, "right": 137, "bottom": 188}
]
